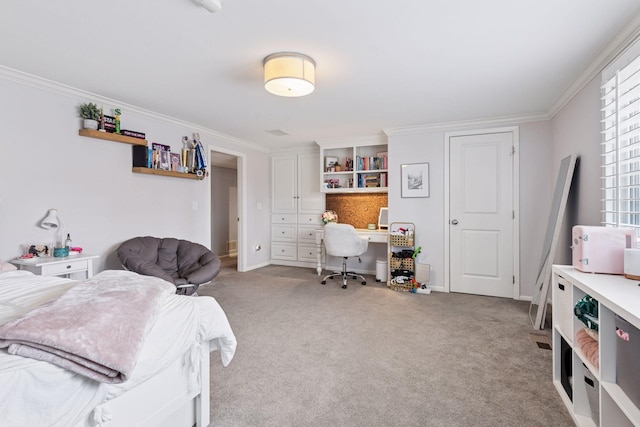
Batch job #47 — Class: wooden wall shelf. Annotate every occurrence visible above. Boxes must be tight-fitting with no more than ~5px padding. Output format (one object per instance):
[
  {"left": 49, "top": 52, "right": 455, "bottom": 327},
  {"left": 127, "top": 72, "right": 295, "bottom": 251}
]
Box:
[
  {"left": 132, "top": 167, "right": 203, "bottom": 180},
  {"left": 78, "top": 129, "right": 147, "bottom": 146}
]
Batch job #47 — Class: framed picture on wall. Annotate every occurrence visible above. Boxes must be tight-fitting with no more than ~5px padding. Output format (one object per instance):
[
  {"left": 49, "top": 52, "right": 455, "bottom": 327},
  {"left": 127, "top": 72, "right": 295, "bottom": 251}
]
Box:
[{"left": 401, "top": 163, "right": 429, "bottom": 198}]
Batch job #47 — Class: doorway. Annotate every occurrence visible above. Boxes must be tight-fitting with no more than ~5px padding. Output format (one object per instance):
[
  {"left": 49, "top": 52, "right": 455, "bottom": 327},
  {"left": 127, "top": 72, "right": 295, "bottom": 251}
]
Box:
[
  {"left": 210, "top": 148, "right": 244, "bottom": 272},
  {"left": 445, "top": 127, "right": 519, "bottom": 299}
]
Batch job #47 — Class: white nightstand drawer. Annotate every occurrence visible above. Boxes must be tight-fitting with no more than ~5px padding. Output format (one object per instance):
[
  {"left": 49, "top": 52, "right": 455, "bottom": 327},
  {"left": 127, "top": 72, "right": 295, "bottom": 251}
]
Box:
[
  {"left": 271, "top": 242, "right": 297, "bottom": 260},
  {"left": 271, "top": 214, "right": 297, "bottom": 224},
  {"left": 40, "top": 259, "right": 89, "bottom": 276},
  {"left": 272, "top": 224, "right": 297, "bottom": 241},
  {"left": 298, "top": 214, "right": 322, "bottom": 225}
]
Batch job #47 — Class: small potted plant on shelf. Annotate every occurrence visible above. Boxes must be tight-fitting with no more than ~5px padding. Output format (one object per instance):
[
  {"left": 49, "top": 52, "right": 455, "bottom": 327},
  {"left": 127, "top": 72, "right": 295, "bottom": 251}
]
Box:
[
  {"left": 79, "top": 102, "right": 101, "bottom": 130},
  {"left": 334, "top": 162, "right": 342, "bottom": 172}
]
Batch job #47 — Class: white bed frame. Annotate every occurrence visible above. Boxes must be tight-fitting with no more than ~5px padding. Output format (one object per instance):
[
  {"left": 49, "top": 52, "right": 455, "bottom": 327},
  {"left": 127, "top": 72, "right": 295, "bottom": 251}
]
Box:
[{"left": 74, "top": 341, "right": 212, "bottom": 427}]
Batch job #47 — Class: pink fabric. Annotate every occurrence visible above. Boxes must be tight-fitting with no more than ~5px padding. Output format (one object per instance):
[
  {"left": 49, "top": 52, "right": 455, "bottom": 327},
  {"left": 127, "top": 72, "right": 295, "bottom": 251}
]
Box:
[
  {"left": 0, "top": 270, "right": 174, "bottom": 383},
  {"left": 576, "top": 327, "right": 599, "bottom": 370}
]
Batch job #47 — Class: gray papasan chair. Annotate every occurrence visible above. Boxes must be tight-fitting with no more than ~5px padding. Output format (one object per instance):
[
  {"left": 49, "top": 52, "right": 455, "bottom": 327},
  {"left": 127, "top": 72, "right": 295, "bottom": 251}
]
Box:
[{"left": 116, "top": 236, "right": 221, "bottom": 295}]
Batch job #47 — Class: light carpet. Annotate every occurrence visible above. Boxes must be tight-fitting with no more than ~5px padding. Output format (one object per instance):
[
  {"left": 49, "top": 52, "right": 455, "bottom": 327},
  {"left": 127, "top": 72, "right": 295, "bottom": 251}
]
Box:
[{"left": 200, "top": 264, "right": 573, "bottom": 427}]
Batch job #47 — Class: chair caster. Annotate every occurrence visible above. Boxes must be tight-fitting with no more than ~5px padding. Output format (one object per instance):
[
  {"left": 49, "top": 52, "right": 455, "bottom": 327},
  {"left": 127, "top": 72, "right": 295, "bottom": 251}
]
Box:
[
  {"left": 321, "top": 280, "right": 326, "bottom": 285},
  {"left": 362, "top": 281, "right": 366, "bottom": 285},
  {"left": 342, "top": 284, "right": 347, "bottom": 289}
]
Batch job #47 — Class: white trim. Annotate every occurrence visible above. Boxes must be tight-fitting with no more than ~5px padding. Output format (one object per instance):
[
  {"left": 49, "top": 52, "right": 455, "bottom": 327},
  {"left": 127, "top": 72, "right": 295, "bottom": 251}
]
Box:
[
  {"left": 0, "top": 65, "right": 268, "bottom": 154},
  {"left": 548, "top": 14, "right": 640, "bottom": 118},
  {"left": 384, "top": 114, "right": 546, "bottom": 137},
  {"left": 208, "top": 145, "right": 247, "bottom": 272},
  {"left": 315, "top": 134, "right": 388, "bottom": 148},
  {"left": 444, "top": 126, "right": 520, "bottom": 300}
]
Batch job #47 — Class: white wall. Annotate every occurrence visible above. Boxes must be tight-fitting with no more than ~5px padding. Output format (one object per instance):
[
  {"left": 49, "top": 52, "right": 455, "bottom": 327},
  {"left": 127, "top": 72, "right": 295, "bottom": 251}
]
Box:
[
  {"left": 550, "top": 76, "right": 603, "bottom": 265},
  {"left": 387, "top": 120, "right": 554, "bottom": 298},
  {"left": 0, "top": 72, "right": 271, "bottom": 272}
]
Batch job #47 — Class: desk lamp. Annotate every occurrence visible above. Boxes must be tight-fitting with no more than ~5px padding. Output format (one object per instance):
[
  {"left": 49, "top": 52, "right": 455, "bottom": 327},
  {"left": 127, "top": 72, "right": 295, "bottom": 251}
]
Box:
[{"left": 40, "top": 208, "right": 64, "bottom": 252}]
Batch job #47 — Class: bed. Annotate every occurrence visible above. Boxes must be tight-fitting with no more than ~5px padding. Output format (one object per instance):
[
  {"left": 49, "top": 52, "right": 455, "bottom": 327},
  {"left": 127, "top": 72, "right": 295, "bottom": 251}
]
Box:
[{"left": 0, "top": 269, "right": 237, "bottom": 427}]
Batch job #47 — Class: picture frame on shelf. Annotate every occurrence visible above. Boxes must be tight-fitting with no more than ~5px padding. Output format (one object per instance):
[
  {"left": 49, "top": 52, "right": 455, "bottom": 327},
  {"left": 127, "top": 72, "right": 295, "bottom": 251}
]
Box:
[{"left": 401, "top": 162, "right": 429, "bottom": 198}]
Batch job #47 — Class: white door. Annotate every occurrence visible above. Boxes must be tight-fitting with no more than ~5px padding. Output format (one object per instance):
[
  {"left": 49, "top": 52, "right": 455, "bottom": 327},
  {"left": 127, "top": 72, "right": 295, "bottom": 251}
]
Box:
[
  {"left": 449, "top": 131, "right": 514, "bottom": 298},
  {"left": 272, "top": 154, "right": 297, "bottom": 213},
  {"left": 297, "top": 153, "right": 323, "bottom": 213}
]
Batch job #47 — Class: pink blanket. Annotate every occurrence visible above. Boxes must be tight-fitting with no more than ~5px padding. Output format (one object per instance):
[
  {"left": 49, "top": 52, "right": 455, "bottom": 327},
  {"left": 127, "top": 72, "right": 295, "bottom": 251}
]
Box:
[{"left": 0, "top": 270, "right": 174, "bottom": 383}]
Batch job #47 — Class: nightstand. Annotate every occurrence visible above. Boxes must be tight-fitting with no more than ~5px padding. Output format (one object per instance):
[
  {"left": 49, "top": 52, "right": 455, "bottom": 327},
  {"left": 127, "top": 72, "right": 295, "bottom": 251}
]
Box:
[{"left": 12, "top": 254, "right": 99, "bottom": 279}]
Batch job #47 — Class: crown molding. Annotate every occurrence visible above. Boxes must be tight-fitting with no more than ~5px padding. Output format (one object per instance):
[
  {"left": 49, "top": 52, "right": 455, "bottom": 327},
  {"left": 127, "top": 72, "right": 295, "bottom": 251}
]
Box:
[
  {"left": 548, "top": 14, "right": 640, "bottom": 118},
  {"left": 383, "top": 113, "right": 548, "bottom": 136},
  {"left": 0, "top": 65, "right": 269, "bottom": 153}
]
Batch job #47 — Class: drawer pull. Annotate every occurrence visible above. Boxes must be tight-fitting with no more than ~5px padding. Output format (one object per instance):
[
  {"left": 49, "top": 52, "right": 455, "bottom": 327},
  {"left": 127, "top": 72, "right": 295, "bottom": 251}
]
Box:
[
  {"left": 558, "top": 283, "right": 565, "bottom": 291},
  {"left": 66, "top": 265, "right": 72, "bottom": 269}
]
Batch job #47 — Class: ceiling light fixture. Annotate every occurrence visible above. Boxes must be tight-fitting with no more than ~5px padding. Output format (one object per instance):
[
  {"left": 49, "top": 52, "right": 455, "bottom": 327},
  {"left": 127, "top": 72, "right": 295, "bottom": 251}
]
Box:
[
  {"left": 263, "top": 52, "right": 315, "bottom": 97},
  {"left": 197, "top": 0, "right": 222, "bottom": 13}
]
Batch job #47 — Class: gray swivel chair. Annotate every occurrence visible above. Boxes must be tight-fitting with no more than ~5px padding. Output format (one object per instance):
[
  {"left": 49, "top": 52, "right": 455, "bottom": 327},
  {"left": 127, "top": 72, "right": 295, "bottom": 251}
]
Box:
[
  {"left": 321, "top": 223, "right": 369, "bottom": 289},
  {"left": 116, "top": 236, "right": 221, "bottom": 295}
]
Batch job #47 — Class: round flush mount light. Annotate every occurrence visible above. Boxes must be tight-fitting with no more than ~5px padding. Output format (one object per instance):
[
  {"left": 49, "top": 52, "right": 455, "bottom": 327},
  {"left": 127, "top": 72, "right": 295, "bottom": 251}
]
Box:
[{"left": 263, "top": 52, "right": 315, "bottom": 97}]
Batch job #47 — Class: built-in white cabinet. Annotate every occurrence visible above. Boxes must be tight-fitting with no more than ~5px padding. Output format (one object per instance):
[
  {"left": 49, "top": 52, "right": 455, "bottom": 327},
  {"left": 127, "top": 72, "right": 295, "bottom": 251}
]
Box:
[
  {"left": 271, "top": 151, "right": 324, "bottom": 266},
  {"left": 552, "top": 265, "right": 640, "bottom": 427},
  {"left": 316, "top": 136, "right": 388, "bottom": 193}
]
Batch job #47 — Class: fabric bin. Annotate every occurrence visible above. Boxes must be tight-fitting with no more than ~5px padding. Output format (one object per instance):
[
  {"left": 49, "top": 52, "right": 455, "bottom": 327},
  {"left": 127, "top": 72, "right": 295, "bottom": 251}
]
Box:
[
  {"left": 582, "top": 363, "right": 599, "bottom": 426},
  {"left": 615, "top": 315, "right": 640, "bottom": 407}
]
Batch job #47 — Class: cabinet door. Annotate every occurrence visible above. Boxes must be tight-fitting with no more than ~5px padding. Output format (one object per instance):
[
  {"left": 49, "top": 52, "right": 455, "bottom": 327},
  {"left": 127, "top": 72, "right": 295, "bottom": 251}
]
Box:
[
  {"left": 272, "top": 155, "right": 297, "bottom": 213},
  {"left": 297, "top": 153, "right": 324, "bottom": 213}
]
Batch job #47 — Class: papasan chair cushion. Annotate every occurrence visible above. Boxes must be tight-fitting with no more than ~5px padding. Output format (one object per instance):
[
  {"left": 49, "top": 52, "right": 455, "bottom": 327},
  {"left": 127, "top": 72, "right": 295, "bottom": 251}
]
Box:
[{"left": 116, "top": 236, "right": 221, "bottom": 295}]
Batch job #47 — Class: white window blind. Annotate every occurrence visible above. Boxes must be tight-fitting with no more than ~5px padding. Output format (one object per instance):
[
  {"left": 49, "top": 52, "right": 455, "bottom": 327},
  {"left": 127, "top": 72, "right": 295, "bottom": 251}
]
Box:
[{"left": 602, "top": 39, "right": 640, "bottom": 235}]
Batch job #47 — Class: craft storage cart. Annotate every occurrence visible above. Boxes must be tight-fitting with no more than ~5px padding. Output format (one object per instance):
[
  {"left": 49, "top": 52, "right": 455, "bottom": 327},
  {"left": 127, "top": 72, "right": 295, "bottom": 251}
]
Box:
[{"left": 388, "top": 222, "right": 416, "bottom": 291}]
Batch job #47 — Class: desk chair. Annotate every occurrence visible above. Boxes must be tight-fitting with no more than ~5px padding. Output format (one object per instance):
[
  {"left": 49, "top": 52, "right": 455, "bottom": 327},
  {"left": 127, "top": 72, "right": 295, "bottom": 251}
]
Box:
[{"left": 321, "top": 223, "right": 369, "bottom": 289}]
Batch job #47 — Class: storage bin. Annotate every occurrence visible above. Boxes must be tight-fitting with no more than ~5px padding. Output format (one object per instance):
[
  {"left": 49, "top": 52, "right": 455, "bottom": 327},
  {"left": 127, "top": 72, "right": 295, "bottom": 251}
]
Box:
[
  {"left": 615, "top": 315, "right": 640, "bottom": 407},
  {"left": 555, "top": 277, "right": 573, "bottom": 339},
  {"left": 583, "top": 363, "right": 599, "bottom": 426}
]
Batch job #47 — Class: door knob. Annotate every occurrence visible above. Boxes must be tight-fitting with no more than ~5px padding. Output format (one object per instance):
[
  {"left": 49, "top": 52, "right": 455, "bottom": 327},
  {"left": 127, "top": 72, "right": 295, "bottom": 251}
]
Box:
[{"left": 450, "top": 219, "right": 459, "bottom": 225}]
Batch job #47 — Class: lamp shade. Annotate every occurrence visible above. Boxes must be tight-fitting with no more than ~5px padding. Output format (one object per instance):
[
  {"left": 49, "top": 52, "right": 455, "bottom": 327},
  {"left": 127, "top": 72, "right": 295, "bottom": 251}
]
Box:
[
  {"left": 263, "top": 52, "right": 315, "bottom": 97},
  {"left": 41, "top": 208, "right": 60, "bottom": 229}
]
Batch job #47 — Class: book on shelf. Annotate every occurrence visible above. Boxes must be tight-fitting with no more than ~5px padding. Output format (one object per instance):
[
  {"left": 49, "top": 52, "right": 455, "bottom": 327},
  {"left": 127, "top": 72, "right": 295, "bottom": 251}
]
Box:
[{"left": 356, "top": 154, "right": 388, "bottom": 171}]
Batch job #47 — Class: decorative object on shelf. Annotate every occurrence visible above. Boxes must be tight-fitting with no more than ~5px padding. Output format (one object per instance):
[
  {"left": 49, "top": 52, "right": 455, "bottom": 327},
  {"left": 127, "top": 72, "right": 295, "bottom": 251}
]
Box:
[
  {"left": 401, "top": 163, "right": 429, "bottom": 198},
  {"left": 334, "top": 162, "right": 342, "bottom": 172},
  {"left": 79, "top": 102, "right": 100, "bottom": 130},
  {"left": 98, "top": 106, "right": 105, "bottom": 132},
  {"left": 321, "top": 210, "right": 338, "bottom": 224},
  {"left": 263, "top": 52, "right": 315, "bottom": 97},
  {"left": 114, "top": 108, "right": 122, "bottom": 134}
]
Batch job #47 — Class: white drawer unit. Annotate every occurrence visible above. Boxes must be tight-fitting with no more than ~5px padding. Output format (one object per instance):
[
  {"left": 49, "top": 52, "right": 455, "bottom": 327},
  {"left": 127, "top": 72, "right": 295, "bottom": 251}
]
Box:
[
  {"left": 297, "top": 213, "right": 322, "bottom": 225},
  {"left": 271, "top": 242, "right": 297, "bottom": 260},
  {"left": 272, "top": 224, "right": 297, "bottom": 242},
  {"left": 297, "top": 225, "right": 319, "bottom": 243},
  {"left": 552, "top": 265, "right": 640, "bottom": 427},
  {"left": 297, "top": 244, "right": 318, "bottom": 262},
  {"left": 271, "top": 213, "right": 297, "bottom": 224},
  {"left": 12, "top": 254, "right": 99, "bottom": 279}
]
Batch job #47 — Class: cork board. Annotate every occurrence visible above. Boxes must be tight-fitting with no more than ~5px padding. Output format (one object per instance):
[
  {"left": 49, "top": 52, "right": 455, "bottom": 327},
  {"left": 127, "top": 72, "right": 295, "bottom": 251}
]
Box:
[{"left": 326, "top": 193, "right": 388, "bottom": 229}]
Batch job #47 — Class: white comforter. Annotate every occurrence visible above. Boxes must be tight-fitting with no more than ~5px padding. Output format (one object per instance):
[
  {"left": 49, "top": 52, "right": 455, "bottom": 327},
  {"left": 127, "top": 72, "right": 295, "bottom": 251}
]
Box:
[{"left": 0, "top": 270, "right": 237, "bottom": 427}]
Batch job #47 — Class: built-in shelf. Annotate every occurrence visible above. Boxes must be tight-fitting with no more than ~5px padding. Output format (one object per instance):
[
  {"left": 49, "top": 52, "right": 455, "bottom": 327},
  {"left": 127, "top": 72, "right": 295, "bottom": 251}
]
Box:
[
  {"left": 78, "top": 129, "right": 147, "bottom": 146},
  {"left": 132, "top": 167, "right": 202, "bottom": 180}
]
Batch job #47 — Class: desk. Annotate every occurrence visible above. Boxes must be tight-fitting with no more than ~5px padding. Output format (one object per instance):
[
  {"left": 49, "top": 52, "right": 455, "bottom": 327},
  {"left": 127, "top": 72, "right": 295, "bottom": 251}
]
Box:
[
  {"left": 314, "top": 228, "right": 387, "bottom": 275},
  {"left": 12, "top": 254, "right": 99, "bottom": 279}
]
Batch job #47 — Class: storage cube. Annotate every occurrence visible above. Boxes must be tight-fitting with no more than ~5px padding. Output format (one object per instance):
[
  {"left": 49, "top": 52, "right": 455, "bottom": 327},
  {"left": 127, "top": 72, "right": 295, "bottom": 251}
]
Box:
[
  {"left": 615, "top": 315, "right": 640, "bottom": 408},
  {"left": 583, "top": 363, "right": 600, "bottom": 426},
  {"left": 572, "top": 226, "right": 636, "bottom": 274}
]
